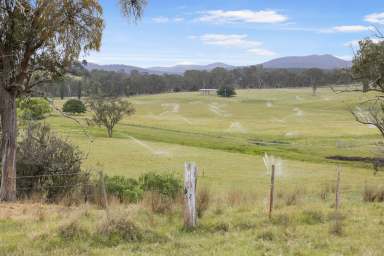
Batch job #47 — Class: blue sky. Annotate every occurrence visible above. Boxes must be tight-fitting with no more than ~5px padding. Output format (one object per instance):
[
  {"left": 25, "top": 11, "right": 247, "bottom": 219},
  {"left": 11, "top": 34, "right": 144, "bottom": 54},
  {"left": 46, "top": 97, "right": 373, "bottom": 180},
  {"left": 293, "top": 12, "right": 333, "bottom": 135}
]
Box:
[{"left": 85, "top": 0, "right": 384, "bottom": 67}]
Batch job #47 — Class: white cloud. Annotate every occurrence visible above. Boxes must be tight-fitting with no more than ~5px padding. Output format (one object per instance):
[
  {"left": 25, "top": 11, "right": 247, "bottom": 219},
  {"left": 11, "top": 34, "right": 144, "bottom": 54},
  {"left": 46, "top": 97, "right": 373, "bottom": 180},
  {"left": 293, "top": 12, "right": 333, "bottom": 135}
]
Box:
[
  {"left": 152, "top": 16, "right": 170, "bottom": 23},
  {"left": 344, "top": 40, "right": 359, "bottom": 47},
  {"left": 200, "top": 34, "right": 262, "bottom": 48},
  {"left": 332, "top": 25, "right": 373, "bottom": 33},
  {"left": 197, "top": 9, "right": 288, "bottom": 24},
  {"left": 365, "top": 12, "right": 384, "bottom": 24},
  {"left": 335, "top": 55, "right": 353, "bottom": 61},
  {"left": 248, "top": 48, "right": 276, "bottom": 56},
  {"left": 173, "top": 17, "right": 185, "bottom": 22},
  {"left": 152, "top": 16, "right": 185, "bottom": 23},
  {"left": 197, "top": 33, "right": 276, "bottom": 57}
]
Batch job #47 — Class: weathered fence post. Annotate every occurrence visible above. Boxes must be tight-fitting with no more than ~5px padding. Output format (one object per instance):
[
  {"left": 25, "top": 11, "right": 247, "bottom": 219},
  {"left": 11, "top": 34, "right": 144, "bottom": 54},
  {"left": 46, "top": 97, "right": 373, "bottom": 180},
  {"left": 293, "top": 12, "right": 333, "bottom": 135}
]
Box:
[
  {"left": 269, "top": 164, "right": 276, "bottom": 219},
  {"left": 99, "top": 171, "right": 110, "bottom": 220},
  {"left": 184, "top": 162, "right": 198, "bottom": 229},
  {"left": 335, "top": 166, "right": 341, "bottom": 211}
]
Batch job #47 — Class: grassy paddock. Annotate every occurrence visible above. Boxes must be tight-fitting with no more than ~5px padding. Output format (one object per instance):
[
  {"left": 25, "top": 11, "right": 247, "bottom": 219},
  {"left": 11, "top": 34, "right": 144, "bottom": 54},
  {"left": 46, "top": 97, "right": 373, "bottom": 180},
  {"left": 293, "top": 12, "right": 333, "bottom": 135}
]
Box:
[
  {"left": 46, "top": 88, "right": 383, "bottom": 192},
  {"left": 1, "top": 87, "right": 384, "bottom": 255}
]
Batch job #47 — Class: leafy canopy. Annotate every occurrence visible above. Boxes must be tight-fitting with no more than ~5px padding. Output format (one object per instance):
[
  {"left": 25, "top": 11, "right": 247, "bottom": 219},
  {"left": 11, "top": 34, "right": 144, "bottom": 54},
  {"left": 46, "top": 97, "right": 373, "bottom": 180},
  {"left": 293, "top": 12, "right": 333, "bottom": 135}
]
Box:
[
  {"left": 89, "top": 98, "right": 135, "bottom": 137},
  {"left": 0, "top": 0, "right": 104, "bottom": 96}
]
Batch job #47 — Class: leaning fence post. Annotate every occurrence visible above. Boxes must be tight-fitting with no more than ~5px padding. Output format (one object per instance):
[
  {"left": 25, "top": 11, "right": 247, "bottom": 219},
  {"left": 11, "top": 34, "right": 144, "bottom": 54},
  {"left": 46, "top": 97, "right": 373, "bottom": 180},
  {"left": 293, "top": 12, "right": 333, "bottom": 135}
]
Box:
[
  {"left": 99, "top": 171, "right": 110, "bottom": 220},
  {"left": 184, "top": 162, "right": 197, "bottom": 229},
  {"left": 269, "top": 164, "right": 276, "bottom": 219},
  {"left": 335, "top": 166, "right": 341, "bottom": 211}
]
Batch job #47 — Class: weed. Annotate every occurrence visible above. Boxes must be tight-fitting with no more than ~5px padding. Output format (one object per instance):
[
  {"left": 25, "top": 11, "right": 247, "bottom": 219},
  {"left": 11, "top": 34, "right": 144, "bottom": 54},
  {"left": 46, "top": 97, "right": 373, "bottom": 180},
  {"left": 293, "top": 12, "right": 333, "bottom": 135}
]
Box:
[
  {"left": 197, "top": 187, "right": 211, "bottom": 218},
  {"left": 300, "top": 210, "right": 325, "bottom": 225}
]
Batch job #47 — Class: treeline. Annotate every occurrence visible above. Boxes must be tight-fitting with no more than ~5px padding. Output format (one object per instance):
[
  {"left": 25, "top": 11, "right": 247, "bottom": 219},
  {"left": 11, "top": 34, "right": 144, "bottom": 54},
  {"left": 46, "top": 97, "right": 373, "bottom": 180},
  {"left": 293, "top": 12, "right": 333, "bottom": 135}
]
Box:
[{"left": 37, "top": 63, "right": 352, "bottom": 98}]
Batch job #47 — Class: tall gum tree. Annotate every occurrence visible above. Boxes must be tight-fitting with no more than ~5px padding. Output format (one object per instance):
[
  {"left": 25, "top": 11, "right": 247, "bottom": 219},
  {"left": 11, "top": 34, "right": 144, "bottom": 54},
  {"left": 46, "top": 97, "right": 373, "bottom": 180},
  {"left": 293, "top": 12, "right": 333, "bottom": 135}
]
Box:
[{"left": 0, "top": 0, "right": 146, "bottom": 201}]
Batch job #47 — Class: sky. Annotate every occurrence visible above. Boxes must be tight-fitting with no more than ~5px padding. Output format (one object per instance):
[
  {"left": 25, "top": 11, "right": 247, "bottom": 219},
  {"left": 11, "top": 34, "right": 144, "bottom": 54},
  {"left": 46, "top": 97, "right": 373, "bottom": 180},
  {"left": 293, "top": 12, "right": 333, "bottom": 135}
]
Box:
[{"left": 85, "top": 0, "right": 384, "bottom": 67}]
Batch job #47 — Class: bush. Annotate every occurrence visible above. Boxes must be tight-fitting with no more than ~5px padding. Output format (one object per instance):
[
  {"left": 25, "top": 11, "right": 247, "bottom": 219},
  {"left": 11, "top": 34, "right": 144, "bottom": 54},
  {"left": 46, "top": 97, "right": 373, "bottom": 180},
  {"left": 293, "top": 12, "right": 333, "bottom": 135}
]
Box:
[
  {"left": 103, "top": 172, "right": 182, "bottom": 205},
  {"left": 217, "top": 86, "right": 236, "bottom": 97},
  {"left": 16, "top": 123, "right": 89, "bottom": 201},
  {"left": 139, "top": 172, "right": 182, "bottom": 199},
  {"left": 105, "top": 176, "right": 143, "bottom": 203},
  {"left": 16, "top": 98, "right": 51, "bottom": 120},
  {"left": 62, "top": 99, "right": 86, "bottom": 114}
]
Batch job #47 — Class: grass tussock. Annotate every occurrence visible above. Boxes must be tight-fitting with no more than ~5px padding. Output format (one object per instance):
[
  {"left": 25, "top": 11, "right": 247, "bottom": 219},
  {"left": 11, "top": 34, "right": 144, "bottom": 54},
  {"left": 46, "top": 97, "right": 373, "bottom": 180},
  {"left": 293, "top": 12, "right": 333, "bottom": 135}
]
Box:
[
  {"left": 329, "top": 212, "right": 345, "bottom": 236},
  {"left": 300, "top": 210, "right": 326, "bottom": 225},
  {"left": 58, "top": 220, "right": 90, "bottom": 241},
  {"left": 141, "top": 191, "right": 179, "bottom": 214},
  {"left": 363, "top": 185, "right": 384, "bottom": 202},
  {"left": 277, "top": 188, "right": 303, "bottom": 207},
  {"left": 197, "top": 187, "right": 211, "bottom": 218}
]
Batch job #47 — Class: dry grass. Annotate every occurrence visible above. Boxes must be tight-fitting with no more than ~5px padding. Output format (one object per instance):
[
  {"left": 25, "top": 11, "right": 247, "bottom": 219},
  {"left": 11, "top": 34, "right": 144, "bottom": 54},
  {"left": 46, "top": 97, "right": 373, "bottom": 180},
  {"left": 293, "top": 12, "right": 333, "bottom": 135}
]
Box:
[
  {"left": 197, "top": 187, "right": 211, "bottom": 218},
  {"left": 363, "top": 184, "right": 384, "bottom": 202}
]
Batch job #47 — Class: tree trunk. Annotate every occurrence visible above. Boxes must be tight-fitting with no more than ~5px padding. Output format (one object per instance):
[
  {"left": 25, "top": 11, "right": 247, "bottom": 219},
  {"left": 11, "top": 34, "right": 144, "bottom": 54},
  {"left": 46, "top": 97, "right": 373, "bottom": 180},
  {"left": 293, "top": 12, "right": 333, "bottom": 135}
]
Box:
[
  {"left": 107, "top": 127, "right": 113, "bottom": 138},
  {"left": 0, "top": 86, "right": 17, "bottom": 201}
]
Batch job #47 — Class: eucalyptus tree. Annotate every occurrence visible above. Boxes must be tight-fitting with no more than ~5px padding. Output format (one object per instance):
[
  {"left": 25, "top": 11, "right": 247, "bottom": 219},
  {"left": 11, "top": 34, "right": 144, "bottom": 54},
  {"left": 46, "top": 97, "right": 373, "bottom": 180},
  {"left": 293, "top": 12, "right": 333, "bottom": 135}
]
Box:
[
  {"left": 0, "top": 0, "right": 146, "bottom": 201},
  {"left": 351, "top": 38, "right": 384, "bottom": 136}
]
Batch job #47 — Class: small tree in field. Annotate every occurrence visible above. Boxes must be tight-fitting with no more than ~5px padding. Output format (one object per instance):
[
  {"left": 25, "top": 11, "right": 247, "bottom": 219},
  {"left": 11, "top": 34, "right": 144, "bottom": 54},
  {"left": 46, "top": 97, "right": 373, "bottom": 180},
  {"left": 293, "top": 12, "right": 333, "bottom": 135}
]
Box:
[
  {"left": 89, "top": 98, "right": 135, "bottom": 138},
  {"left": 217, "top": 86, "right": 236, "bottom": 97}
]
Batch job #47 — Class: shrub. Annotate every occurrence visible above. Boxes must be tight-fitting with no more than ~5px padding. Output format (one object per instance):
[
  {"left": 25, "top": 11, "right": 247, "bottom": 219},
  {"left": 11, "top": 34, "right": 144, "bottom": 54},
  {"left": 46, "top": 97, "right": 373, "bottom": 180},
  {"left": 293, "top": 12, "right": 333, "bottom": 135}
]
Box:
[
  {"left": 16, "top": 98, "right": 51, "bottom": 120},
  {"left": 217, "top": 86, "right": 236, "bottom": 97},
  {"left": 139, "top": 172, "right": 182, "bottom": 199},
  {"left": 16, "top": 123, "right": 89, "bottom": 202},
  {"left": 62, "top": 99, "right": 86, "bottom": 114},
  {"left": 105, "top": 176, "right": 143, "bottom": 203}
]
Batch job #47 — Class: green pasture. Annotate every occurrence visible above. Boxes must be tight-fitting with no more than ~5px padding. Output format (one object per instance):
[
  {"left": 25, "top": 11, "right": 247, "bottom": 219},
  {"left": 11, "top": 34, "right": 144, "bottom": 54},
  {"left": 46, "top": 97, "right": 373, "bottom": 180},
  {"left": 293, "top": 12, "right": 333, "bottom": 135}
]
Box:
[{"left": 46, "top": 87, "right": 384, "bottom": 193}]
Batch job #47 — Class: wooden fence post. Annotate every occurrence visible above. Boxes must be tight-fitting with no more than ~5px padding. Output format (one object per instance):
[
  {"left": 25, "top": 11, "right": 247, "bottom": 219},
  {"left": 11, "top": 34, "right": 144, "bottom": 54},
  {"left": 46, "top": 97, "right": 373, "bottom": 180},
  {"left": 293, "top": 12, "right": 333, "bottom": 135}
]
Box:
[
  {"left": 99, "top": 171, "right": 110, "bottom": 220},
  {"left": 269, "top": 164, "right": 275, "bottom": 219},
  {"left": 335, "top": 166, "right": 341, "bottom": 211},
  {"left": 184, "top": 162, "right": 197, "bottom": 229}
]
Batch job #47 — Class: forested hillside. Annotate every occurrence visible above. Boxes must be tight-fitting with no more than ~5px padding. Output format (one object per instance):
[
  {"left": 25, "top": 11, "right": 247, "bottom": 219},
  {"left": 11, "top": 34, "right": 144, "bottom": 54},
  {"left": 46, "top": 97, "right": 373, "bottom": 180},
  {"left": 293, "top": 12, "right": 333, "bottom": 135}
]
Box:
[{"left": 38, "top": 63, "right": 352, "bottom": 98}]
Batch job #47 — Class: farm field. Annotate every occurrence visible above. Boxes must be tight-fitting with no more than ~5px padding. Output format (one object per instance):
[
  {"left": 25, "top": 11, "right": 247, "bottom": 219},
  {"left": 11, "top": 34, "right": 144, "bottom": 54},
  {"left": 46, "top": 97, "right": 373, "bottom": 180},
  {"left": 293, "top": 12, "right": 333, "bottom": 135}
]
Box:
[
  {"left": 2, "top": 87, "right": 384, "bottom": 256},
  {"left": 47, "top": 87, "right": 383, "bottom": 191}
]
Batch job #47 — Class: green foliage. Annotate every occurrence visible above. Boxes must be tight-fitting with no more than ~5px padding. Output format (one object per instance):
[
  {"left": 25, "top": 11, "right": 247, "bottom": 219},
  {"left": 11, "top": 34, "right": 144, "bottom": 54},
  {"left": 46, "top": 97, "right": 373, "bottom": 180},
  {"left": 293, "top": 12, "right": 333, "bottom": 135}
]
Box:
[
  {"left": 16, "top": 98, "right": 51, "bottom": 120},
  {"left": 89, "top": 98, "right": 135, "bottom": 137},
  {"left": 139, "top": 172, "right": 182, "bottom": 199},
  {"left": 62, "top": 99, "right": 86, "bottom": 114},
  {"left": 352, "top": 39, "right": 384, "bottom": 92},
  {"left": 16, "top": 123, "right": 88, "bottom": 201},
  {"left": 105, "top": 176, "right": 143, "bottom": 203},
  {"left": 104, "top": 173, "right": 182, "bottom": 203},
  {"left": 217, "top": 86, "right": 236, "bottom": 97}
]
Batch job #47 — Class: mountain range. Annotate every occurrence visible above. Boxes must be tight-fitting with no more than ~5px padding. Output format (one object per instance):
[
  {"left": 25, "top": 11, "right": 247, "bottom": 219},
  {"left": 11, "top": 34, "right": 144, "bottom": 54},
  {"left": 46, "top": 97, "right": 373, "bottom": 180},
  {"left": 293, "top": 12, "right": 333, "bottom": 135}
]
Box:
[{"left": 84, "top": 54, "right": 352, "bottom": 75}]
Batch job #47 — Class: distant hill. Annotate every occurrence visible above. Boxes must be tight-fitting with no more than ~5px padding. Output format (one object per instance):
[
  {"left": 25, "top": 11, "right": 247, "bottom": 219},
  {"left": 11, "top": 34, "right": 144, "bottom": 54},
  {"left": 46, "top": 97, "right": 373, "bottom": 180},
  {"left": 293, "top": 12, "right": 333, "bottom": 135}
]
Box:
[
  {"left": 84, "top": 62, "right": 234, "bottom": 75},
  {"left": 147, "top": 62, "right": 234, "bottom": 74},
  {"left": 262, "top": 54, "right": 352, "bottom": 69},
  {"left": 84, "top": 62, "right": 151, "bottom": 74},
  {"left": 84, "top": 55, "right": 351, "bottom": 75}
]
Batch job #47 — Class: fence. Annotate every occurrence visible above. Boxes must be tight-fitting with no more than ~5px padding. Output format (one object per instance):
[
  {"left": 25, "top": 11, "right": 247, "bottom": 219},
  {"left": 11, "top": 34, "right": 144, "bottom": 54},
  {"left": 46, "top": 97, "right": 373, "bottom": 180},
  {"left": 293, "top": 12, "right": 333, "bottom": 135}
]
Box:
[{"left": 6, "top": 159, "right": 384, "bottom": 229}]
